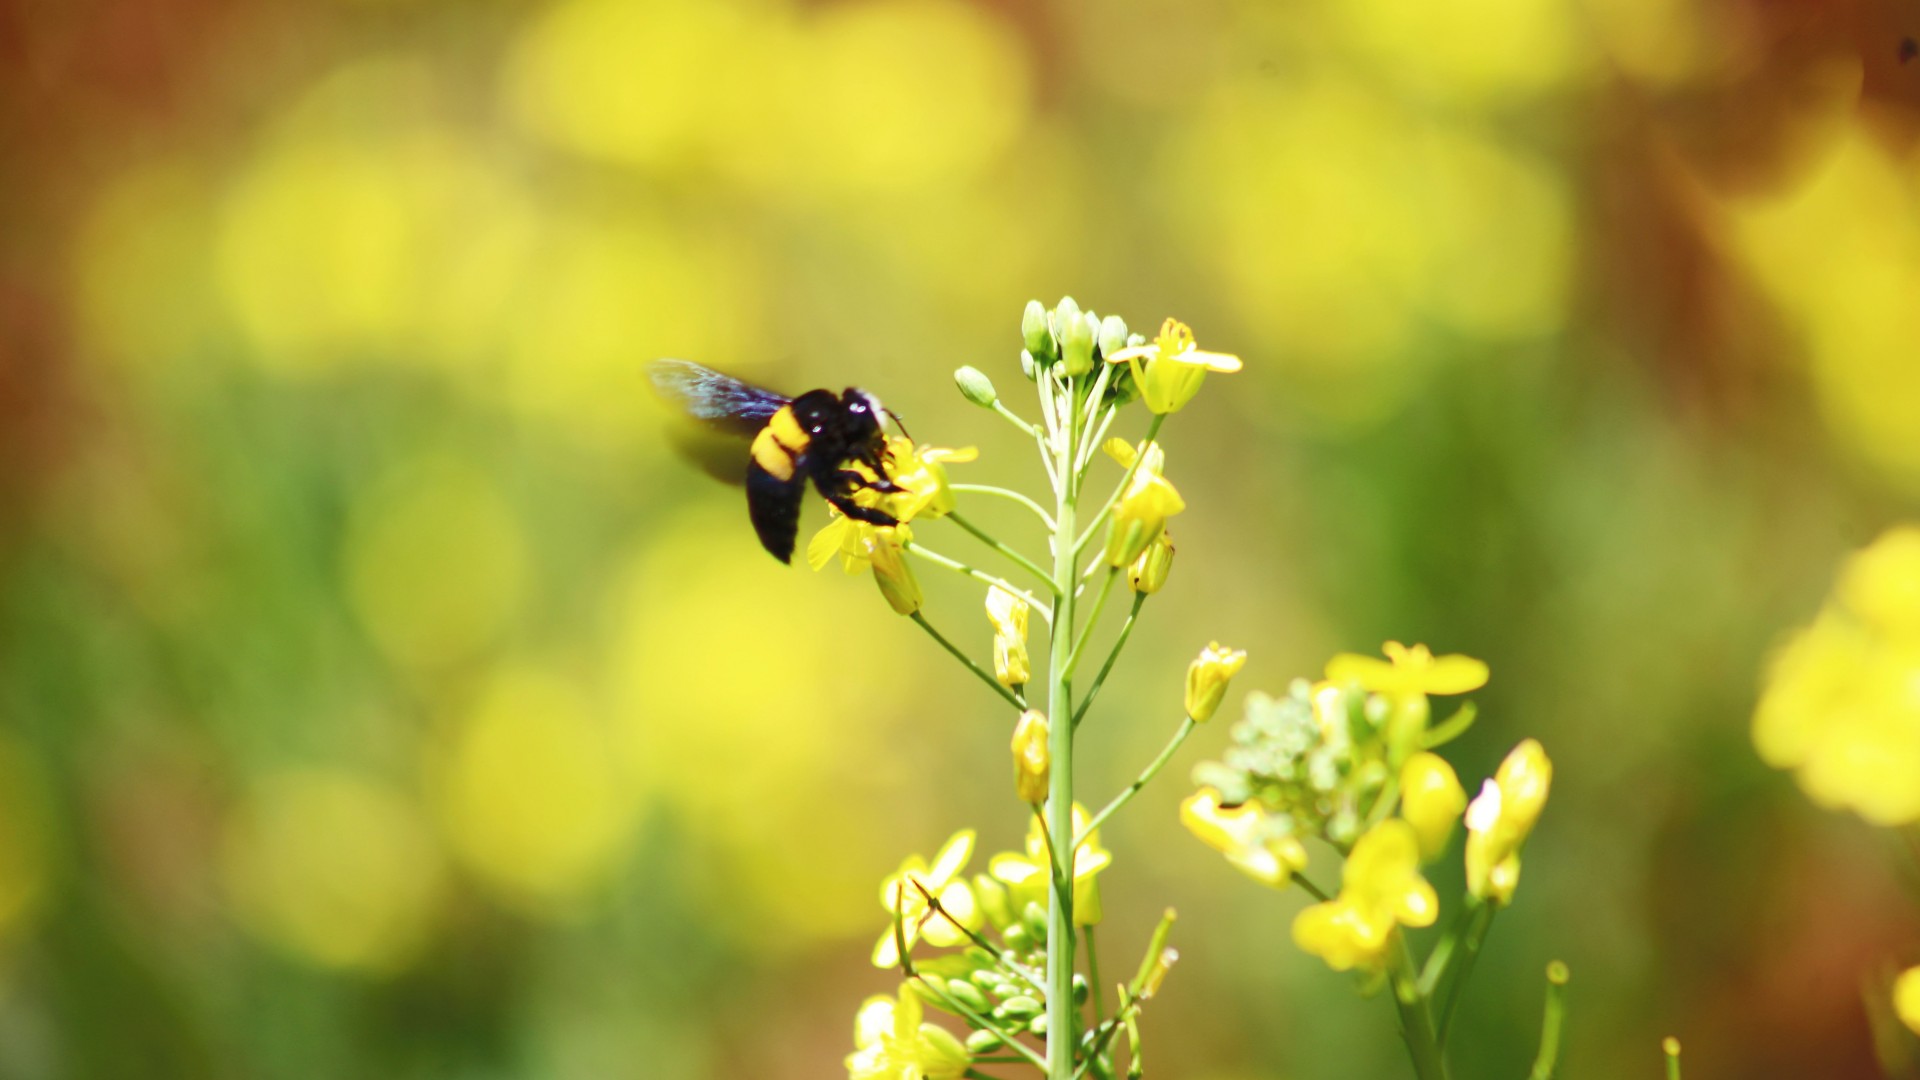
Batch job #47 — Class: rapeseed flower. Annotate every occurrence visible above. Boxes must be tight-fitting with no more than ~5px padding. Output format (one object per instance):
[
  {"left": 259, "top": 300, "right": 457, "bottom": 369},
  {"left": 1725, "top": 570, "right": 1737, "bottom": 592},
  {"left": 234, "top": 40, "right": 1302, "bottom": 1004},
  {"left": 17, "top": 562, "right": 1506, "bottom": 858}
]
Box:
[
  {"left": 1180, "top": 787, "right": 1307, "bottom": 888},
  {"left": 873, "top": 830, "right": 982, "bottom": 968},
  {"left": 845, "top": 983, "right": 971, "bottom": 1080},
  {"left": 1104, "top": 318, "right": 1242, "bottom": 415},
  {"left": 1292, "top": 819, "right": 1437, "bottom": 971},
  {"left": 1464, "top": 739, "right": 1552, "bottom": 905},
  {"left": 1185, "top": 642, "right": 1247, "bottom": 722},
  {"left": 1399, "top": 751, "right": 1467, "bottom": 861}
]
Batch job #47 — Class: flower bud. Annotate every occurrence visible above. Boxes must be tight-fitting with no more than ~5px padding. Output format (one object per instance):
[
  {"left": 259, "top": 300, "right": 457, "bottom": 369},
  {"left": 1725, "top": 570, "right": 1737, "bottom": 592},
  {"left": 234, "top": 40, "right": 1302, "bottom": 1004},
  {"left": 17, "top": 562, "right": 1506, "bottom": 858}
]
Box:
[
  {"left": 1103, "top": 445, "right": 1184, "bottom": 567},
  {"left": 1022, "top": 300, "right": 1055, "bottom": 360},
  {"left": 954, "top": 365, "right": 997, "bottom": 408},
  {"left": 866, "top": 528, "right": 922, "bottom": 615},
  {"left": 1896, "top": 966, "right": 1920, "bottom": 1036},
  {"left": 1098, "top": 314, "right": 1130, "bottom": 360},
  {"left": 1059, "top": 306, "right": 1096, "bottom": 377},
  {"left": 1464, "top": 739, "right": 1553, "bottom": 905},
  {"left": 1127, "top": 530, "right": 1175, "bottom": 594},
  {"left": 1010, "top": 710, "right": 1050, "bottom": 804},
  {"left": 1185, "top": 642, "right": 1247, "bottom": 722},
  {"left": 1398, "top": 752, "right": 1466, "bottom": 860},
  {"left": 985, "top": 585, "right": 1030, "bottom": 689},
  {"left": 1019, "top": 349, "right": 1036, "bottom": 380}
]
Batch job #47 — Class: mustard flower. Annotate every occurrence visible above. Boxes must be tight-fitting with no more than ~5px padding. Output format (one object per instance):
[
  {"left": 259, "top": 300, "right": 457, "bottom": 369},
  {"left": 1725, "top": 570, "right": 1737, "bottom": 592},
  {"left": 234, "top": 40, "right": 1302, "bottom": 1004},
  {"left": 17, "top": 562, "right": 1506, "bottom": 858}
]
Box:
[
  {"left": 1128, "top": 529, "right": 1174, "bottom": 595},
  {"left": 1464, "top": 739, "right": 1553, "bottom": 905},
  {"left": 1399, "top": 752, "right": 1467, "bottom": 861},
  {"left": 883, "top": 437, "right": 978, "bottom": 523},
  {"left": 1102, "top": 440, "right": 1185, "bottom": 567},
  {"left": 1185, "top": 642, "right": 1248, "bottom": 722},
  {"left": 1292, "top": 819, "right": 1438, "bottom": 972},
  {"left": 984, "top": 584, "right": 1030, "bottom": 689},
  {"left": 808, "top": 517, "right": 923, "bottom": 616},
  {"left": 1180, "top": 787, "right": 1307, "bottom": 888},
  {"left": 1010, "top": 710, "right": 1050, "bottom": 805},
  {"left": 845, "top": 983, "right": 971, "bottom": 1080},
  {"left": 1104, "top": 317, "right": 1242, "bottom": 415},
  {"left": 873, "top": 830, "right": 982, "bottom": 968},
  {"left": 1896, "top": 965, "right": 1920, "bottom": 1036},
  {"left": 1325, "top": 641, "right": 1489, "bottom": 699},
  {"left": 989, "top": 803, "right": 1110, "bottom": 926}
]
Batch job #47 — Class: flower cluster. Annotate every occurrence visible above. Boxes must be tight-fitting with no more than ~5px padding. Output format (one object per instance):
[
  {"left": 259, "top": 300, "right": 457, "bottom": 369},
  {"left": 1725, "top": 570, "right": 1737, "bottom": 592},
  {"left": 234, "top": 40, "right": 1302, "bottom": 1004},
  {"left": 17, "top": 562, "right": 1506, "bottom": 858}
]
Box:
[{"left": 1754, "top": 525, "right": 1920, "bottom": 824}]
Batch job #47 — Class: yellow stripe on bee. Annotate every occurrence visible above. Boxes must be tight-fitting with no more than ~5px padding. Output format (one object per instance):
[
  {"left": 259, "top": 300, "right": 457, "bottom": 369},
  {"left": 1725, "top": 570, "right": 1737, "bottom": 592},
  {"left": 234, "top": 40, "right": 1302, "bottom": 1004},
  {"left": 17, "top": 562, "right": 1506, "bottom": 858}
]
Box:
[{"left": 750, "top": 405, "right": 809, "bottom": 481}]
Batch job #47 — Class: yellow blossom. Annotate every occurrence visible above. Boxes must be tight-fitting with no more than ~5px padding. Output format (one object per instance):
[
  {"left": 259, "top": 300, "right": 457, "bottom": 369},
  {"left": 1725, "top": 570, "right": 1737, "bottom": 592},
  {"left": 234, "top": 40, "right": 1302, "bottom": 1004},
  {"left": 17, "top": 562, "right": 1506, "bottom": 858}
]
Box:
[
  {"left": 1325, "top": 641, "right": 1489, "bottom": 699},
  {"left": 1185, "top": 642, "right": 1247, "bottom": 722},
  {"left": 1010, "top": 710, "right": 1050, "bottom": 804},
  {"left": 808, "top": 517, "right": 923, "bottom": 616},
  {"left": 989, "top": 803, "right": 1110, "bottom": 926},
  {"left": 845, "top": 983, "right": 971, "bottom": 1080},
  {"left": 1464, "top": 739, "right": 1552, "bottom": 905},
  {"left": 882, "top": 436, "right": 978, "bottom": 523},
  {"left": 873, "top": 830, "right": 982, "bottom": 968},
  {"left": 1291, "top": 819, "right": 1437, "bottom": 972},
  {"left": 1399, "top": 752, "right": 1467, "bottom": 861},
  {"left": 1180, "top": 788, "right": 1307, "bottom": 888},
  {"left": 1128, "top": 529, "right": 1175, "bottom": 594},
  {"left": 1102, "top": 441, "right": 1185, "bottom": 567},
  {"left": 1755, "top": 527, "right": 1920, "bottom": 824},
  {"left": 1896, "top": 966, "right": 1920, "bottom": 1036},
  {"left": 985, "top": 584, "right": 1030, "bottom": 689},
  {"left": 1104, "top": 317, "right": 1242, "bottom": 415}
]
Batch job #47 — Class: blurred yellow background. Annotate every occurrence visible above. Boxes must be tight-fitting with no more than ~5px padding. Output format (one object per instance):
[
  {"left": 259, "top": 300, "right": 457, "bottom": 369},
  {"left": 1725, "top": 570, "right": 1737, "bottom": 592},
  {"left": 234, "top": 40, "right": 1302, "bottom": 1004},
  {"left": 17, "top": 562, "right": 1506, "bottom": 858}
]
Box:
[{"left": 5, "top": 0, "right": 1920, "bottom": 1076}]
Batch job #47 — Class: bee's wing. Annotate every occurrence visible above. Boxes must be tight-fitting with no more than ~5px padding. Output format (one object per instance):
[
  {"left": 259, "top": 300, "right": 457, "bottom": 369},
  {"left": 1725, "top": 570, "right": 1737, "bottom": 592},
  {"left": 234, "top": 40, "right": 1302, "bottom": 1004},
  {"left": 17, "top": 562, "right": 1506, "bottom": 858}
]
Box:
[{"left": 648, "top": 359, "right": 790, "bottom": 438}]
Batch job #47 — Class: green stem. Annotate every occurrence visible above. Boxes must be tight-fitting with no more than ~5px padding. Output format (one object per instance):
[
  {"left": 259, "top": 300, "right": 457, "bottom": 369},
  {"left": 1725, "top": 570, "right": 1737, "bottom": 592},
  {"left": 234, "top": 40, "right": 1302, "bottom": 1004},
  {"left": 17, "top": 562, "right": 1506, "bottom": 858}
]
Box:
[
  {"left": 902, "top": 541, "right": 1053, "bottom": 621},
  {"left": 1071, "top": 595, "right": 1146, "bottom": 729},
  {"left": 1073, "top": 413, "right": 1165, "bottom": 556},
  {"left": 1063, "top": 568, "right": 1121, "bottom": 678},
  {"left": 909, "top": 613, "right": 1026, "bottom": 712},
  {"left": 1416, "top": 900, "right": 1480, "bottom": 997},
  {"left": 950, "top": 484, "right": 1056, "bottom": 529},
  {"left": 1075, "top": 717, "right": 1196, "bottom": 849},
  {"left": 1435, "top": 902, "right": 1496, "bottom": 1043},
  {"left": 1084, "top": 925, "right": 1105, "bottom": 1030},
  {"left": 1663, "top": 1037, "right": 1683, "bottom": 1080},
  {"left": 990, "top": 398, "right": 1041, "bottom": 439},
  {"left": 947, "top": 510, "right": 1059, "bottom": 591},
  {"left": 1527, "top": 962, "right": 1570, "bottom": 1080},
  {"left": 1289, "top": 871, "right": 1332, "bottom": 903},
  {"left": 1045, "top": 374, "right": 1082, "bottom": 1080},
  {"left": 1389, "top": 934, "right": 1451, "bottom": 1080}
]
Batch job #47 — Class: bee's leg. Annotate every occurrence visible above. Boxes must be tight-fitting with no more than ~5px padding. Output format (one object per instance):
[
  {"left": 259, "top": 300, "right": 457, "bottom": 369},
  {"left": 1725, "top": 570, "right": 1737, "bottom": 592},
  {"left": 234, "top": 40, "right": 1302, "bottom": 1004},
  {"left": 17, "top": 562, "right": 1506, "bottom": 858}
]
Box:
[
  {"left": 833, "top": 468, "right": 900, "bottom": 494},
  {"left": 826, "top": 495, "right": 899, "bottom": 528}
]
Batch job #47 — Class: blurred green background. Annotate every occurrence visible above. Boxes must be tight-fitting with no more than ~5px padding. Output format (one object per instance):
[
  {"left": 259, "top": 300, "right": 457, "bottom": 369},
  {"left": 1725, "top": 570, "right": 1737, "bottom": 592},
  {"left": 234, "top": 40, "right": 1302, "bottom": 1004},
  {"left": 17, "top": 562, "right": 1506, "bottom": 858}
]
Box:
[{"left": 5, "top": 0, "right": 1920, "bottom": 1076}]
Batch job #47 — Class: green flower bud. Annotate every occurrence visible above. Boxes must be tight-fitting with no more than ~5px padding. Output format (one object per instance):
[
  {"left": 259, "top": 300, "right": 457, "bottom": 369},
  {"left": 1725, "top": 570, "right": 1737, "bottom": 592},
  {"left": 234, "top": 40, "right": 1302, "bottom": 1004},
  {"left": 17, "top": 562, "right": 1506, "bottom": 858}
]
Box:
[
  {"left": 1072, "top": 974, "right": 1090, "bottom": 1004},
  {"left": 1022, "top": 300, "right": 1055, "bottom": 359},
  {"left": 1059, "top": 309, "right": 1096, "bottom": 377},
  {"left": 966, "top": 1029, "right": 1006, "bottom": 1054},
  {"left": 1022, "top": 900, "right": 1047, "bottom": 940},
  {"left": 1098, "top": 314, "right": 1129, "bottom": 360},
  {"left": 998, "top": 995, "right": 1043, "bottom": 1019},
  {"left": 944, "top": 979, "right": 990, "bottom": 1013},
  {"left": 954, "top": 365, "right": 997, "bottom": 407},
  {"left": 1028, "top": 1014, "right": 1049, "bottom": 1036},
  {"left": 1019, "top": 349, "right": 1037, "bottom": 380}
]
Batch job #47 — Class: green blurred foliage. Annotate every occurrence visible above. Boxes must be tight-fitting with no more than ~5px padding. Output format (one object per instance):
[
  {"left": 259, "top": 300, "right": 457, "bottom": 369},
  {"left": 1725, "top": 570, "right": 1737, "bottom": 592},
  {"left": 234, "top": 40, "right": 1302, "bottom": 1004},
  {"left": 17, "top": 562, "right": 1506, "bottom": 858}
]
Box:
[{"left": 4, "top": 0, "right": 1920, "bottom": 1076}]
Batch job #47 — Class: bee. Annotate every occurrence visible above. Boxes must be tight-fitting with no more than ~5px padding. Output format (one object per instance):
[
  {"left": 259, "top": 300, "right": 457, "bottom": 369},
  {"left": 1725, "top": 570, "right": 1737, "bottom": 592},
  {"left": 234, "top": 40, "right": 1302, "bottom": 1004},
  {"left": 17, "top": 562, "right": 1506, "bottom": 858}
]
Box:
[{"left": 648, "top": 359, "right": 904, "bottom": 563}]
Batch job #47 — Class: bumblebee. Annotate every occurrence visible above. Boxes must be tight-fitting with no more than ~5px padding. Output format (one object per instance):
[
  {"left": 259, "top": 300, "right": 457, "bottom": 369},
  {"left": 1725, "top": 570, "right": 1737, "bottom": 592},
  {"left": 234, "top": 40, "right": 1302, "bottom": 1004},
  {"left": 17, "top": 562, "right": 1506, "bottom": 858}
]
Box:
[{"left": 648, "top": 359, "right": 903, "bottom": 563}]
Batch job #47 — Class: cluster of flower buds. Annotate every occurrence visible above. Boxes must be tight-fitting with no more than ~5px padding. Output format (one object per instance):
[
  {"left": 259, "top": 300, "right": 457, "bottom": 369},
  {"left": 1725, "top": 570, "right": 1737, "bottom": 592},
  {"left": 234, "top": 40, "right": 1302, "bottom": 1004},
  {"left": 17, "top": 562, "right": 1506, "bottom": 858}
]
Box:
[{"left": 1020, "top": 297, "right": 1143, "bottom": 394}]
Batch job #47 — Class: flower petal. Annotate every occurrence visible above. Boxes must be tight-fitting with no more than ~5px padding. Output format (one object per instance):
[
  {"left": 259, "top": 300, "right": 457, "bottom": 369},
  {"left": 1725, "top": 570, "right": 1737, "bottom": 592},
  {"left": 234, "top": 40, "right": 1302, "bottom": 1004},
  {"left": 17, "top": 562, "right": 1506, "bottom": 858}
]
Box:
[
  {"left": 929, "top": 829, "right": 975, "bottom": 885},
  {"left": 1423, "top": 654, "right": 1491, "bottom": 694}
]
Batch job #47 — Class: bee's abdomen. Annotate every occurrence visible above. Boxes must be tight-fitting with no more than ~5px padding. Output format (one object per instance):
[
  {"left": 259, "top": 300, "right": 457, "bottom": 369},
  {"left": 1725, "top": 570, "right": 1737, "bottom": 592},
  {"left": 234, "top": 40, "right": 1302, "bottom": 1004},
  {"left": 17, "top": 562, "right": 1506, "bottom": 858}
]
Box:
[{"left": 749, "top": 405, "right": 811, "bottom": 481}]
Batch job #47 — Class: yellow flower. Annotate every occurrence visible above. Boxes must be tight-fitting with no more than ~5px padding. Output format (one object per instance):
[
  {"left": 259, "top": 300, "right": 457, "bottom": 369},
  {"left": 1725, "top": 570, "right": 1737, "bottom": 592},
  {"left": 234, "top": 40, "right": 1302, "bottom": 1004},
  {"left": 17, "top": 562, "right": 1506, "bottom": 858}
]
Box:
[
  {"left": 1755, "top": 528, "right": 1920, "bottom": 824},
  {"left": 1325, "top": 641, "right": 1489, "bottom": 699},
  {"left": 1127, "top": 529, "right": 1175, "bottom": 595},
  {"left": 873, "top": 830, "right": 982, "bottom": 968},
  {"left": 809, "top": 517, "right": 923, "bottom": 616},
  {"left": 1185, "top": 642, "right": 1247, "bottom": 722},
  {"left": 1464, "top": 739, "right": 1552, "bottom": 905},
  {"left": 989, "top": 803, "right": 1111, "bottom": 926},
  {"left": 1104, "top": 317, "right": 1242, "bottom": 415},
  {"left": 845, "top": 983, "right": 971, "bottom": 1080},
  {"left": 1895, "top": 965, "right": 1920, "bottom": 1037},
  {"left": 985, "top": 584, "right": 1030, "bottom": 689},
  {"left": 1292, "top": 819, "right": 1437, "bottom": 972},
  {"left": 1399, "top": 752, "right": 1467, "bottom": 861},
  {"left": 1010, "top": 710, "right": 1050, "bottom": 804},
  {"left": 1180, "top": 788, "right": 1307, "bottom": 888},
  {"left": 1102, "top": 441, "right": 1185, "bottom": 567},
  {"left": 883, "top": 437, "right": 979, "bottom": 523}
]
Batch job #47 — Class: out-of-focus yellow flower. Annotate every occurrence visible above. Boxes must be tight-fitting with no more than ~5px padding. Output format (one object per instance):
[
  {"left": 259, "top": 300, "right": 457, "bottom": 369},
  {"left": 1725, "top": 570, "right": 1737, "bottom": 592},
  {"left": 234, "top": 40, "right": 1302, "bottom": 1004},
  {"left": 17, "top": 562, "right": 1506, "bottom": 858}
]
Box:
[
  {"left": 1180, "top": 788, "right": 1307, "bottom": 888},
  {"left": 884, "top": 437, "right": 978, "bottom": 522},
  {"left": 1465, "top": 739, "right": 1553, "bottom": 905},
  {"left": 873, "top": 830, "right": 981, "bottom": 968},
  {"left": 1755, "top": 528, "right": 1920, "bottom": 824},
  {"left": 221, "top": 768, "right": 447, "bottom": 974},
  {"left": 1010, "top": 710, "right": 1050, "bottom": 804},
  {"left": 1103, "top": 442, "right": 1185, "bottom": 567},
  {"left": 1128, "top": 529, "right": 1175, "bottom": 595},
  {"left": 1326, "top": 641, "right": 1489, "bottom": 699},
  {"left": 810, "top": 517, "right": 923, "bottom": 615},
  {"left": 985, "top": 584, "right": 1030, "bottom": 689},
  {"left": 1895, "top": 966, "right": 1920, "bottom": 1036},
  {"left": 989, "top": 803, "right": 1111, "bottom": 926},
  {"left": 1185, "top": 642, "right": 1248, "bottom": 722},
  {"left": 1292, "top": 819, "right": 1437, "bottom": 972},
  {"left": 1105, "top": 318, "right": 1242, "bottom": 414},
  {"left": 1399, "top": 752, "right": 1467, "bottom": 861},
  {"left": 845, "top": 983, "right": 972, "bottom": 1080}
]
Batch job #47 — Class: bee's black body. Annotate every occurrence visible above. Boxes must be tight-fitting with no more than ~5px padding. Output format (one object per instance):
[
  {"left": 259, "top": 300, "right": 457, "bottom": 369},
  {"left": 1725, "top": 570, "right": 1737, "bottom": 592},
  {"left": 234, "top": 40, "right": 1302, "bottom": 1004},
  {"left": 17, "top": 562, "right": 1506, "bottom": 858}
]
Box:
[{"left": 649, "top": 360, "right": 900, "bottom": 563}]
